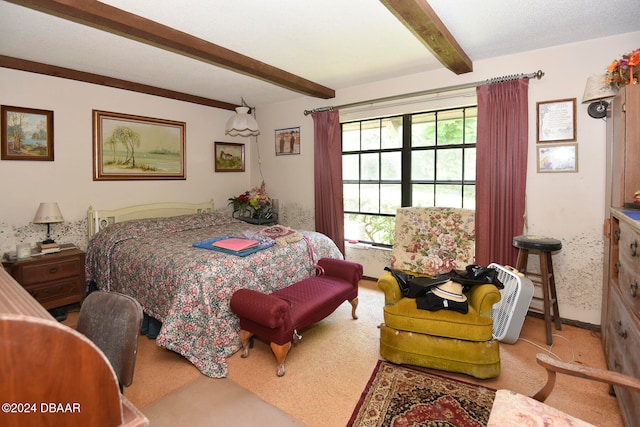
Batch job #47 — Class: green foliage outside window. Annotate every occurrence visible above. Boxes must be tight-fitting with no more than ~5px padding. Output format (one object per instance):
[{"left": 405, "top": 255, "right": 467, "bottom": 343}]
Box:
[{"left": 342, "top": 106, "right": 476, "bottom": 246}]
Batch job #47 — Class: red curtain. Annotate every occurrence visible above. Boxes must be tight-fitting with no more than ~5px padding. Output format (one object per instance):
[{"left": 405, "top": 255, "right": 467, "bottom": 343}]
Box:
[
  {"left": 475, "top": 79, "right": 529, "bottom": 266},
  {"left": 312, "top": 110, "right": 345, "bottom": 255}
]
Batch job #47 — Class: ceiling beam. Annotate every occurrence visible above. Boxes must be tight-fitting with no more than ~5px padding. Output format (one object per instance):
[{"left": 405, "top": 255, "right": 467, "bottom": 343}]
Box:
[
  {"left": 0, "top": 55, "right": 239, "bottom": 110},
  {"left": 380, "top": 0, "right": 472, "bottom": 74},
  {"left": 6, "top": 0, "right": 336, "bottom": 99}
]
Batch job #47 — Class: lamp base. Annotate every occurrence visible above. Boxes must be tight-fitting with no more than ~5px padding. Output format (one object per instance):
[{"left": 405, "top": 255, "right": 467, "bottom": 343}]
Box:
[{"left": 587, "top": 101, "right": 609, "bottom": 119}]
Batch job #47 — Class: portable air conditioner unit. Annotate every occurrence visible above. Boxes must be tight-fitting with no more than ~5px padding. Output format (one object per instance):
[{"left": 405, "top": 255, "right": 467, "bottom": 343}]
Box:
[{"left": 489, "top": 263, "right": 534, "bottom": 344}]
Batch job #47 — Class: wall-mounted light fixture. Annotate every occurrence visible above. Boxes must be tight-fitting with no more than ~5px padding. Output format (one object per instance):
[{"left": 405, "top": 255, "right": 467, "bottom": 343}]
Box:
[
  {"left": 582, "top": 74, "right": 618, "bottom": 119},
  {"left": 225, "top": 98, "right": 260, "bottom": 137}
]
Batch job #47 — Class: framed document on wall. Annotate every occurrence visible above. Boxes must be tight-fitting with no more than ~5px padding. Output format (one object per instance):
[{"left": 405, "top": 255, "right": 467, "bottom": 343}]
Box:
[{"left": 536, "top": 98, "right": 576, "bottom": 143}]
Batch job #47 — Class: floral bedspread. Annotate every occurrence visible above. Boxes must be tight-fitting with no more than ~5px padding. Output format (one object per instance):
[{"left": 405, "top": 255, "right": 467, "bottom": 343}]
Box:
[{"left": 85, "top": 212, "right": 343, "bottom": 378}]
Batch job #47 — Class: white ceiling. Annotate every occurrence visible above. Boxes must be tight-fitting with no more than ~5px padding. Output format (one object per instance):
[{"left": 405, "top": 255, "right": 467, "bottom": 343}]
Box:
[{"left": 1, "top": 0, "right": 639, "bottom": 108}]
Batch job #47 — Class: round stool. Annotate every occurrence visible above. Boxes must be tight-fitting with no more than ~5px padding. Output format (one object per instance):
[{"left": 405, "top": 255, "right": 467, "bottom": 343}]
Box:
[{"left": 512, "top": 235, "right": 562, "bottom": 345}]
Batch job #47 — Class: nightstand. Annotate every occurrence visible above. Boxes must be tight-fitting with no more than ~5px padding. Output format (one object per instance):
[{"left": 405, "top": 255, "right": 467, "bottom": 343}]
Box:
[{"left": 2, "top": 248, "right": 86, "bottom": 310}]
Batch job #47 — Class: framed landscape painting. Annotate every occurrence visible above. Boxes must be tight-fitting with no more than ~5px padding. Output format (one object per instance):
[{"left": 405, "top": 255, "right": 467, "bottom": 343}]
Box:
[
  {"left": 214, "top": 141, "right": 245, "bottom": 172},
  {"left": 1, "top": 105, "right": 54, "bottom": 161},
  {"left": 93, "top": 110, "right": 186, "bottom": 180}
]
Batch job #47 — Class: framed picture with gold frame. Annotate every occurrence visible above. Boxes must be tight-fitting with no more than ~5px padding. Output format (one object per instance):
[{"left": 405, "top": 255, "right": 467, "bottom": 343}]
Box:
[
  {"left": 93, "top": 110, "right": 186, "bottom": 180},
  {"left": 537, "top": 143, "right": 578, "bottom": 173},
  {"left": 1, "top": 105, "right": 54, "bottom": 161}
]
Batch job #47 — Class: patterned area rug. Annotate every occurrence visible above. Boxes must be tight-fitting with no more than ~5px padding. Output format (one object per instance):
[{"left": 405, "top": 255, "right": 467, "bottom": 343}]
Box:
[{"left": 348, "top": 360, "right": 496, "bottom": 427}]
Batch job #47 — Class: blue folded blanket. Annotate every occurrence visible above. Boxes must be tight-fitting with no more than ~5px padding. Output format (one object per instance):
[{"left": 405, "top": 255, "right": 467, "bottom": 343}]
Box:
[{"left": 193, "top": 236, "right": 274, "bottom": 257}]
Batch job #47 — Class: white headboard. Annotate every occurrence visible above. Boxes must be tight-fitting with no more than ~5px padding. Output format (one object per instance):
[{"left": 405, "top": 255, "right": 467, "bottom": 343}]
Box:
[{"left": 87, "top": 200, "right": 215, "bottom": 238}]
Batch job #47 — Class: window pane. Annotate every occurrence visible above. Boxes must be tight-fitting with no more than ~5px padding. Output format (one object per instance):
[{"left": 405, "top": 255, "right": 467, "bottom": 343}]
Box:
[
  {"left": 381, "top": 184, "right": 401, "bottom": 214},
  {"left": 437, "top": 109, "right": 464, "bottom": 146},
  {"left": 436, "top": 148, "right": 463, "bottom": 181},
  {"left": 342, "top": 122, "right": 360, "bottom": 151},
  {"left": 381, "top": 117, "right": 403, "bottom": 149},
  {"left": 411, "top": 150, "right": 434, "bottom": 180},
  {"left": 360, "top": 184, "right": 379, "bottom": 212},
  {"left": 412, "top": 184, "right": 435, "bottom": 207},
  {"left": 464, "top": 147, "right": 476, "bottom": 181},
  {"left": 361, "top": 153, "right": 379, "bottom": 180},
  {"left": 465, "top": 112, "right": 477, "bottom": 143},
  {"left": 381, "top": 151, "right": 401, "bottom": 180},
  {"left": 463, "top": 185, "right": 476, "bottom": 209},
  {"left": 343, "top": 183, "right": 359, "bottom": 211},
  {"left": 361, "top": 119, "right": 380, "bottom": 150},
  {"left": 342, "top": 154, "right": 359, "bottom": 180},
  {"left": 411, "top": 112, "right": 436, "bottom": 147},
  {"left": 435, "top": 184, "right": 462, "bottom": 207},
  {"left": 344, "top": 213, "right": 395, "bottom": 245}
]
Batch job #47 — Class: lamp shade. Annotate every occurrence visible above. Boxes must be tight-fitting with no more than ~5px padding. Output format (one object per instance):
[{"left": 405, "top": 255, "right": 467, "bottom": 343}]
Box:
[
  {"left": 33, "top": 202, "right": 64, "bottom": 224},
  {"left": 582, "top": 74, "right": 618, "bottom": 103},
  {"left": 225, "top": 106, "right": 260, "bottom": 137}
]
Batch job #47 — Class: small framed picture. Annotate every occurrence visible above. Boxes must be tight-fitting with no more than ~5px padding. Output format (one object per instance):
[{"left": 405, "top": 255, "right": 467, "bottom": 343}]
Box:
[
  {"left": 537, "top": 143, "right": 578, "bottom": 173},
  {"left": 214, "top": 141, "right": 245, "bottom": 172},
  {"left": 536, "top": 98, "right": 576, "bottom": 143},
  {"left": 275, "top": 127, "right": 300, "bottom": 155},
  {"left": 1, "top": 105, "right": 54, "bottom": 161}
]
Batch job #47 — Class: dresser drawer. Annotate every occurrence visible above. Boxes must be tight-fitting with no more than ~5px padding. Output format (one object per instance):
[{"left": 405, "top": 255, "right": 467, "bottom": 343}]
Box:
[
  {"left": 605, "top": 285, "right": 640, "bottom": 426},
  {"left": 617, "top": 222, "right": 640, "bottom": 314},
  {"left": 20, "top": 257, "right": 82, "bottom": 285},
  {"left": 25, "top": 278, "right": 83, "bottom": 307},
  {"left": 2, "top": 249, "right": 86, "bottom": 310}
]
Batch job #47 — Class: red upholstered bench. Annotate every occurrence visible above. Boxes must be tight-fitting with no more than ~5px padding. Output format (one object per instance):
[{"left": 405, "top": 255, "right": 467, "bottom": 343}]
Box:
[{"left": 230, "top": 258, "right": 363, "bottom": 376}]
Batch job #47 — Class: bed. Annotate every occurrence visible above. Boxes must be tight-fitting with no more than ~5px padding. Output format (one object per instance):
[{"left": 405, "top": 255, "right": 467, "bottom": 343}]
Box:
[{"left": 85, "top": 201, "right": 343, "bottom": 378}]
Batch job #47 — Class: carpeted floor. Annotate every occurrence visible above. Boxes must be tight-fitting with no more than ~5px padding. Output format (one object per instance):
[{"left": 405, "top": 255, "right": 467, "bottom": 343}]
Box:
[
  {"left": 348, "top": 360, "right": 496, "bottom": 426},
  {"left": 142, "top": 376, "right": 304, "bottom": 426},
  {"left": 63, "top": 279, "right": 623, "bottom": 427}
]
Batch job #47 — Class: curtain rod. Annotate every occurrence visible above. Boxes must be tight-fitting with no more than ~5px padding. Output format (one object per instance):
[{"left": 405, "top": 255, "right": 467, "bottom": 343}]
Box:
[{"left": 303, "top": 70, "right": 544, "bottom": 116}]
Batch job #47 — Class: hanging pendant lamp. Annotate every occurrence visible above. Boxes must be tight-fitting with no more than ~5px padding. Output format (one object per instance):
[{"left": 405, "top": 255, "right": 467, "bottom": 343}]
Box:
[{"left": 225, "top": 98, "right": 260, "bottom": 137}]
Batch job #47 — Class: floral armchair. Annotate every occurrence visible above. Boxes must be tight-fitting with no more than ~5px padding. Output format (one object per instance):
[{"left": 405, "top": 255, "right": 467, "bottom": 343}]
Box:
[{"left": 378, "top": 207, "right": 502, "bottom": 379}]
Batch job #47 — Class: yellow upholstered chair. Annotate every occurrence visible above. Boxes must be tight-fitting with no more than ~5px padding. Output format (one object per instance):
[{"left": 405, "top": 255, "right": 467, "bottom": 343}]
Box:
[{"left": 378, "top": 207, "right": 502, "bottom": 379}]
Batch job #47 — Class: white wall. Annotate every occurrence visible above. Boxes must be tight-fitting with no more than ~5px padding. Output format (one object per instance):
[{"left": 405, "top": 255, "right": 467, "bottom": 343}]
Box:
[
  {"left": 0, "top": 68, "right": 254, "bottom": 249},
  {"left": 256, "top": 31, "right": 640, "bottom": 325},
  {"left": 2, "top": 31, "right": 638, "bottom": 325}
]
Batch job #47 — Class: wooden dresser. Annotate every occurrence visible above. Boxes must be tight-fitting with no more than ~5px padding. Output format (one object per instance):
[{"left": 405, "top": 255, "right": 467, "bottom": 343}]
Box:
[
  {"left": 0, "top": 268, "right": 148, "bottom": 427},
  {"left": 602, "top": 83, "right": 640, "bottom": 427},
  {"left": 2, "top": 249, "right": 86, "bottom": 309}
]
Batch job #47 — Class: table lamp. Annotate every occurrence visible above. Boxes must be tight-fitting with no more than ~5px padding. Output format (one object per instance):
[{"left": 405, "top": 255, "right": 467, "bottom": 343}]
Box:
[{"left": 33, "top": 202, "right": 64, "bottom": 244}]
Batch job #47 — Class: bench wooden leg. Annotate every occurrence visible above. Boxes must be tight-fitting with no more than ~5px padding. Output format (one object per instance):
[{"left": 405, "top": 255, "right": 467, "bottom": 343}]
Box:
[
  {"left": 239, "top": 329, "right": 253, "bottom": 358},
  {"left": 349, "top": 297, "right": 359, "bottom": 320},
  {"left": 270, "top": 341, "right": 292, "bottom": 377}
]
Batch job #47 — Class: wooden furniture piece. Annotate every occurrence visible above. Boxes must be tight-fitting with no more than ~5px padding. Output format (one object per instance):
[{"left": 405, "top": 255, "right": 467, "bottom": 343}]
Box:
[
  {"left": 489, "top": 353, "right": 640, "bottom": 427},
  {"left": 604, "top": 210, "right": 640, "bottom": 426},
  {"left": 230, "top": 258, "right": 362, "bottom": 376},
  {"left": 2, "top": 249, "right": 86, "bottom": 310},
  {"left": 0, "top": 268, "right": 148, "bottom": 427},
  {"left": 513, "top": 235, "right": 563, "bottom": 345},
  {"left": 602, "top": 84, "right": 640, "bottom": 427},
  {"left": 87, "top": 200, "right": 214, "bottom": 238}
]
